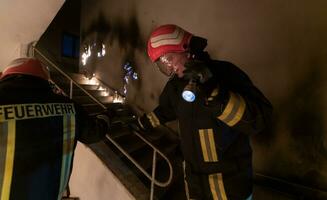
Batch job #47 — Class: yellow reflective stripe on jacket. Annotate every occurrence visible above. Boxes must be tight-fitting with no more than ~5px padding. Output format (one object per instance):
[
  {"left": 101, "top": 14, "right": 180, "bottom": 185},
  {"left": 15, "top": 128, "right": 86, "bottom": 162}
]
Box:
[
  {"left": 209, "top": 173, "right": 227, "bottom": 200},
  {"left": 146, "top": 112, "right": 160, "bottom": 128},
  {"left": 58, "top": 114, "right": 76, "bottom": 200},
  {"left": 199, "top": 129, "right": 218, "bottom": 162},
  {"left": 217, "top": 92, "right": 246, "bottom": 126},
  {"left": 0, "top": 120, "right": 16, "bottom": 200}
]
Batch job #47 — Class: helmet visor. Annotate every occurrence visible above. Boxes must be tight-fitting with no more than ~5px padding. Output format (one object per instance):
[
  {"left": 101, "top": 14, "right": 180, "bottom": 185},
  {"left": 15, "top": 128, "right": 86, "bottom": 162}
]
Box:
[
  {"left": 155, "top": 61, "right": 175, "bottom": 77},
  {"left": 155, "top": 54, "right": 175, "bottom": 77}
]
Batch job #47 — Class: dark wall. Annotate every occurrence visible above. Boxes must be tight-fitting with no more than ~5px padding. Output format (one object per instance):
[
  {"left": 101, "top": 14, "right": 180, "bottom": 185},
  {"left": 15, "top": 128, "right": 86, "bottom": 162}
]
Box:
[
  {"left": 36, "top": 0, "right": 80, "bottom": 73},
  {"left": 80, "top": 0, "right": 327, "bottom": 193}
]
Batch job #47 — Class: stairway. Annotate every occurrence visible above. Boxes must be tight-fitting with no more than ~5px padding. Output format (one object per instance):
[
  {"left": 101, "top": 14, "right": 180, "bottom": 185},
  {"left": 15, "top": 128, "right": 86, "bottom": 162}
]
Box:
[
  {"left": 49, "top": 71, "right": 184, "bottom": 200},
  {"left": 34, "top": 49, "right": 327, "bottom": 199}
]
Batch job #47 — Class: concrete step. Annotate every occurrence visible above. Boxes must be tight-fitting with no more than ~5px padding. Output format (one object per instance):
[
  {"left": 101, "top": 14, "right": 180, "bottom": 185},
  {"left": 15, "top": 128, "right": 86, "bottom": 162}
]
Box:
[
  {"left": 108, "top": 126, "right": 132, "bottom": 140},
  {"left": 72, "top": 88, "right": 103, "bottom": 96},
  {"left": 114, "top": 133, "right": 148, "bottom": 155},
  {"left": 81, "top": 103, "right": 104, "bottom": 114},
  {"left": 72, "top": 95, "right": 112, "bottom": 104},
  {"left": 78, "top": 84, "right": 101, "bottom": 91},
  {"left": 69, "top": 73, "right": 87, "bottom": 83}
]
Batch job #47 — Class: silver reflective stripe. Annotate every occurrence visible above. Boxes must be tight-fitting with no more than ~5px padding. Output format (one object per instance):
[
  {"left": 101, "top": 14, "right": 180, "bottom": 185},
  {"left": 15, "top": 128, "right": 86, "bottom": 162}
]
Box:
[{"left": 150, "top": 27, "right": 184, "bottom": 48}]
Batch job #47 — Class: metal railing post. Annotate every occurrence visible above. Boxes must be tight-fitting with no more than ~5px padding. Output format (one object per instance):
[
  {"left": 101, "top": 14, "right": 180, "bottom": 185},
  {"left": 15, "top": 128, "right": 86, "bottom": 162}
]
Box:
[
  {"left": 69, "top": 80, "right": 73, "bottom": 99},
  {"left": 31, "top": 46, "right": 35, "bottom": 57},
  {"left": 150, "top": 150, "right": 157, "bottom": 200},
  {"left": 33, "top": 47, "right": 106, "bottom": 109}
]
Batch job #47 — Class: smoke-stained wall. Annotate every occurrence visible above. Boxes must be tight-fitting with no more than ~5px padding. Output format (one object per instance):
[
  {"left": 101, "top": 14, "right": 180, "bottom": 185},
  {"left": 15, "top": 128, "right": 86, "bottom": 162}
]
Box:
[
  {"left": 81, "top": 0, "right": 327, "bottom": 191},
  {"left": 37, "top": 0, "right": 80, "bottom": 73}
]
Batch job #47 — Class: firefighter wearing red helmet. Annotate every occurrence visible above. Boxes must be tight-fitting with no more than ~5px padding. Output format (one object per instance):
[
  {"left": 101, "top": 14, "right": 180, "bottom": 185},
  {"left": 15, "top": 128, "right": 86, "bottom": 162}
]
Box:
[
  {"left": 0, "top": 58, "right": 50, "bottom": 80},
  {"left": 139, "top": 24, "right": 273, "bottom": 200},
  {"left": 0, "top": 57, "right": 110, "bottom": 200}
]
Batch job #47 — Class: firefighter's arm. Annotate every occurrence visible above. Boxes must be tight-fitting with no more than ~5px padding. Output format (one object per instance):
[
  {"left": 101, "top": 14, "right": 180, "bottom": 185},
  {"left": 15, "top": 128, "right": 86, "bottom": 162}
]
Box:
[
  {"left": 137, "top": 83, "right": 177, "bottom": 131},
  {"left": 209, "top": 85, "right": 272, "bottom": 135},
  {"left": 75, "top": 104, "right": 109, "bottom": 144},
  {"left": 193, "top": 60, "right": 273, "bottom": 135}
]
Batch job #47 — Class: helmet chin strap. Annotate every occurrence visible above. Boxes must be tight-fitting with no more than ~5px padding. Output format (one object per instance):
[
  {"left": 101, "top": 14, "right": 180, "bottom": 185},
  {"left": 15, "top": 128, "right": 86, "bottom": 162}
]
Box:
[
  {"left": 168, "top": 72, "right": 176, "bottom": 80},
  {"left": 167, "top": 70, "right": 176, "bottom": 78}
]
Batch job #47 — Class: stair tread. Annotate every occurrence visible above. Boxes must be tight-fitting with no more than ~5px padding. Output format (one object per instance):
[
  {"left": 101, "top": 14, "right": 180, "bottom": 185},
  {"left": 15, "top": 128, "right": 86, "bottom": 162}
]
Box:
[
  {"left": 130, "top": 136, "right": 179, "bottom": 170},
  {"left": 115, "top": 134, "right": 147, "bottom": 153}
]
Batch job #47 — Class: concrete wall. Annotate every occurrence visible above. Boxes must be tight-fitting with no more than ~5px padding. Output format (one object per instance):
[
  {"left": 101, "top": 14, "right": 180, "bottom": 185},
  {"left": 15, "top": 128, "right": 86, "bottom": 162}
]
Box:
[
  {"left": 81, "top": 0, "right": 327, "bottom": 191},
  {"left": 36, "top": 0, "right": 80, "bottom": 73},
  {"left": 0, "top": 0, "right": 64, "bottom": 70}
]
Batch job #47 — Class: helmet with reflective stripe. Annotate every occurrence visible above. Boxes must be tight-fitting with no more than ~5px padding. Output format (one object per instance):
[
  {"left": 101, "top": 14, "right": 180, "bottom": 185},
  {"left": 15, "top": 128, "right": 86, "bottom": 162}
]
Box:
[
  {"left": 147, "top": 24, "right": 193, "bottom": 62},
  {"left": 0, "top": 58, "right": 50, "bottom": 80}
]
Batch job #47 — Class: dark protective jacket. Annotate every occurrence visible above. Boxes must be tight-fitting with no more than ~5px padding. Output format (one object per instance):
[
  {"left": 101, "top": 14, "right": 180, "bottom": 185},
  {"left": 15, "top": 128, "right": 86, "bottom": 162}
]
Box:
[
  {"left": 0, "top": 75, "right": 107, "bottom": 200},
  {"left": 139, "top": 59, "right": 272, "bottom": 199}
]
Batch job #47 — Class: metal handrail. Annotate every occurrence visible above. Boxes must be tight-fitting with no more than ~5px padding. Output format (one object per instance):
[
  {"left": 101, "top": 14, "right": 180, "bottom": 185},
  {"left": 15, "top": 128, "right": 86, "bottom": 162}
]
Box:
[
  {"left": 33, "top": 47, "right": 106, "bottom": 109},
  {"left": 32, "top": 47, "right": 173, "bottom": 199},
  {"left": 106, "top": 129, "right": 174, "bottom": 187},
  {"left": 105, "top": 132, "right": 173, "bottom": 200}
]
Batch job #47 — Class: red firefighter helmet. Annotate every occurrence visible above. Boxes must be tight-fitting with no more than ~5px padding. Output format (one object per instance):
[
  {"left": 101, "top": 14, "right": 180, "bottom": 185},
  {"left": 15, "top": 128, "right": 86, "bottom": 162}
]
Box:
[
  {"left": 147, "top": 24, "right": 193, "bottom": 62},
  {"left": 0, "top": 58, "right": 50, "bottom": 80}
]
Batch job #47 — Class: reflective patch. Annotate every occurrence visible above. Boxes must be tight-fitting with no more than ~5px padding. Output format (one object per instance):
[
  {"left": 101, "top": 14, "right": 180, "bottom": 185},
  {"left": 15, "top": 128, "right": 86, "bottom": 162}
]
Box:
[
  {"left": 0, "top": 103, "right": 75, "bottom": 122},
  {"left": 207, "top": 87, "right": 220, "bottom": 102},
  {"left": 209, "top": 173, "right": 227, "bottom": 200},
  {"left": 210, "top": 88, "right": 219, "bottom": 97},
  {"left": 0, "top": 120, "right": 16, "bottom": 200},
  {"left": 58, "top": 115, "right": 76, "bottom": 200},
  {"left": 150, "top": 27, "right": 184, "bottom": 48},
  {"left": 217, "top": 92, "right": 246, "bottom": 126},
  {"left": 199, "top": 129, "right": 218, "bottom": 162},
  {"left": 146, "top": 112, "right": 160, "bottom": 128}
]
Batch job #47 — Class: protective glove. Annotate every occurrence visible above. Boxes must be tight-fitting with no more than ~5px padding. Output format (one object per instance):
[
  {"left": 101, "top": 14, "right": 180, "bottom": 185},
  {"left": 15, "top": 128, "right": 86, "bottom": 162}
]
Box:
[
  {"left": 96, "top": 113, "right": 111, "bottom": 132},
  {"left": 136, "top": 113, "right": 156, "bottom": 132},
  {"left": 183, "top": 60, "right": 213, "bottom": 83},
  {"left": 104, "top": 107, "right": 139, "bottom": 131}
]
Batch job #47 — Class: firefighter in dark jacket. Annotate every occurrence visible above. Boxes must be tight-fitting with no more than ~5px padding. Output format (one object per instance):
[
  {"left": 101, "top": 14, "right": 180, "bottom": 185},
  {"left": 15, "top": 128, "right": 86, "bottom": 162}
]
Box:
[
  {"left": 0, "top": 58, "right": 110, "bottom": 200},
  {"left": 138, "top": 24, "right": 273, "bottom": 200}
]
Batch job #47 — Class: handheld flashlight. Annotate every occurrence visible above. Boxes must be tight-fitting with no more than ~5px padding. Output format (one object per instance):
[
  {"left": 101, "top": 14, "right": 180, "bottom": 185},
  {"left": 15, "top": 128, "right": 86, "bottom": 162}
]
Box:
[{"left": 182, "top": 78, "right": 199, "bottom": 102}]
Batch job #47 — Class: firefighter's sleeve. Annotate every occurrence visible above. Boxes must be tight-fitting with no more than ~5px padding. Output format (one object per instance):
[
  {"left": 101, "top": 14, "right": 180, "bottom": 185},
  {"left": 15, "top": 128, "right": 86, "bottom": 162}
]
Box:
[
  {"left": 75, "top": 103, "right": 109, "bottom": 144},
  {"left": 210, "top": 84, "right": 272, "bottom": 135},
  {"left": 204, "top": 61, "right": 273, "bottom": 135},
  {"left": 138, "top": 82, "right": 177, "bottom": 130}
]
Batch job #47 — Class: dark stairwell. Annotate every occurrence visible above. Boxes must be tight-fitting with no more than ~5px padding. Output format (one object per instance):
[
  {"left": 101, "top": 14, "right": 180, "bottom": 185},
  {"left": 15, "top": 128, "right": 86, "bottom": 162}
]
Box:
[
  {"left": 33, "top": 47, "right": 185, "bottom": 200},
  {"left": 34, "top": 47, "right": 327, "bottom": 200},
  {"left": 31, "top": 0, "right": 327, "bottom": 199}
]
